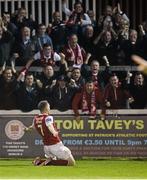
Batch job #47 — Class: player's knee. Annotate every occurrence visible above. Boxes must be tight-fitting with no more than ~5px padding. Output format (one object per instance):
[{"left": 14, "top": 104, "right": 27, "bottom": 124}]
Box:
[
  {"left": 63, "top": 148, "right": 72, "bottom": 159},
  {"left": 67, "top": 158, "right": 76, "bottom": 166},
  {"left": 67, "top": 154, "right": 76, "bottom": 166}
]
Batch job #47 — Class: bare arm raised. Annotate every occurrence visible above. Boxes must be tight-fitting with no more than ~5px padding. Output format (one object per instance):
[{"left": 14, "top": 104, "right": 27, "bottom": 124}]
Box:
[{"left": 132, "top": 55, "right": 147, "bottom": 74}]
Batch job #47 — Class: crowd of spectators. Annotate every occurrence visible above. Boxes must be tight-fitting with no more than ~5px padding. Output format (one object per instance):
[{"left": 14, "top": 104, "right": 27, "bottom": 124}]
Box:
[{"left": 0, "top": 0, "right": 147, "bottom": 119}]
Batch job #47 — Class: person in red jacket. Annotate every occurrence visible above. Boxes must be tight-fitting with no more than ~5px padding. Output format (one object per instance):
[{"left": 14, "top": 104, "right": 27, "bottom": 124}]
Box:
[
  {"left": 24, "top": 100, "right": 75, "bottom": 166},
  {"left": 72, "top": 79, "right": 105, "bottom": 121}
]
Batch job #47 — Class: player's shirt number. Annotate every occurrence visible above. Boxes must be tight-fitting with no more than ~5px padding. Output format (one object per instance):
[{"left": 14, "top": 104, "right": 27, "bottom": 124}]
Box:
[{"left": 37, "top": 124, "right": 44, "bottom": 136}]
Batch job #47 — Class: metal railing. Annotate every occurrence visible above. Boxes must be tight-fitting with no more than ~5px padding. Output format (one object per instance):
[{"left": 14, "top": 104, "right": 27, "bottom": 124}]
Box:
[
  {"left": 0, "top": 0, "right": 146, "bottom": 28},
  {"left": 0, "top": 0, "right": 96, "bottom": 26},
  {"left": 14, "top": 66, "right": 138, "bottom": 73}
]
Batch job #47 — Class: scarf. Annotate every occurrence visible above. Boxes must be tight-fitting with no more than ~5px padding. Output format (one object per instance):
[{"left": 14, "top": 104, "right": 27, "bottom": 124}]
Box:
[
  {"left": 92, "top": 73, "right": 99, "bottom": 87},
  {"left": 40, "top": 50, "right": 55, "bottom": 66},
  {"left": 66, "top": 11, "right": 84, "bottom": 26},
  {"left": 82, "top": 87, "right": 97, "bottom": 117},
  {"left": 68, "top": 42, "right": 83, "bottom": 65}
]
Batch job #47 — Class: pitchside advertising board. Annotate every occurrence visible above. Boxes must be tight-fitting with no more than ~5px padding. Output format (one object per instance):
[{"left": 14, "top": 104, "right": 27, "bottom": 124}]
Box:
[{"left": 0, "top": 110, "right": 147, "bottom": 158}]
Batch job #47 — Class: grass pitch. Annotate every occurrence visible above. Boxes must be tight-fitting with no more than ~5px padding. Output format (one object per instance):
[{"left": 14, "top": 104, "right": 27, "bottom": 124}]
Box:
[{"left": 0, "top": 159, "right": 147, "bottom": 179}]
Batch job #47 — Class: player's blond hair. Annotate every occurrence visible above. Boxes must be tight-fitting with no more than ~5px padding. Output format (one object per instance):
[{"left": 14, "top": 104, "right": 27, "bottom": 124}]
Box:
[{"left": 38, "top": 100, "right": 49, "bottom": 112}]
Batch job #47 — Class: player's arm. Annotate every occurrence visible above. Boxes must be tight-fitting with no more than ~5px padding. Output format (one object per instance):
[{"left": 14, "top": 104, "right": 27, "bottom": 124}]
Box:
[
  {"left": 47, "top": 124, "right": 58, "bottom": 137},
  {"left": 24, "top": 125, "right": 34, "bottom": 132},
  {"left": 45, "top": 116, "right": 58, "bottom": 137},
  {"left": 132, "top": 55, "right": 147, "bottom": 74},
  {"left": 24, "top": 120, "right": 35, "bottom": 132}
]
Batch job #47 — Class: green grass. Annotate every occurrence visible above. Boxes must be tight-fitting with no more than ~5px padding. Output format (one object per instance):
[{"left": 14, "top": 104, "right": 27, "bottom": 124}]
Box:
[{"left": 0, "top": 159, "right": 147, "bottom": 179}]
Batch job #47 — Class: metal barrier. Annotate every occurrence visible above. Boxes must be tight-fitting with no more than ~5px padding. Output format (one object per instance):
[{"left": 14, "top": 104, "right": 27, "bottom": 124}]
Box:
[
  {"left": 0, "top": 0, "right": 146, "bottom": 28},
  {"left": 14, "top": 65, "right": 138, "bottom": 73},
  {"left": 0, "top": 0, "right": 95, "bottom": 26}
]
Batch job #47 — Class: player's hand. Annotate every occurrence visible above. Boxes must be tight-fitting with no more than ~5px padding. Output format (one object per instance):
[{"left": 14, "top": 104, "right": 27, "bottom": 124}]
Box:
[
  {"left": 132, "top": 55, "right": 147, "bottom": 74},
  {"left": 23, "top": 127, "right": 29, "bottom": 132},
  {"left": 24, "top": 125, "right": 33, "bottom": 132}
]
